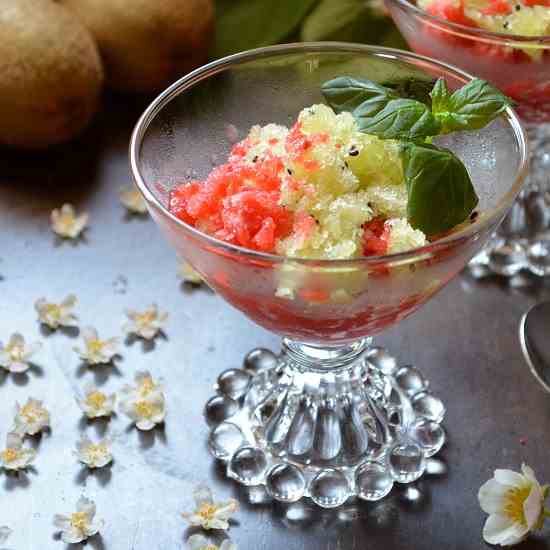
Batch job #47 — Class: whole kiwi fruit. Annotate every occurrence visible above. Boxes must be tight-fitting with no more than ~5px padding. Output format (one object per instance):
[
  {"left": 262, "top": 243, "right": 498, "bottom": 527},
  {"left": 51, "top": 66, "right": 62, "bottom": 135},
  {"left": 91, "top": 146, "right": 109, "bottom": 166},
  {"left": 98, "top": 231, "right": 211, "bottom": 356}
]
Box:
[
  {"left": 60, "top": 0, "right": 214, "bottom": 94},
  {"left": 0, "top": 0, "right": 104, "bottom": 149}
]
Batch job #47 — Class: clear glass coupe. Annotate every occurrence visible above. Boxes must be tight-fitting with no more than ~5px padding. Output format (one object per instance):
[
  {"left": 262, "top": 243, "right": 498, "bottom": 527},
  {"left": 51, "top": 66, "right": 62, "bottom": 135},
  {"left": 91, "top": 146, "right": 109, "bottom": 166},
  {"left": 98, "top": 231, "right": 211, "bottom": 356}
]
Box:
[
  {"left": 130, "top": 43, "right": 527, "bottom": 507},
  {"left": 385, "top": 0, "right": 550, "bottom": 277}
]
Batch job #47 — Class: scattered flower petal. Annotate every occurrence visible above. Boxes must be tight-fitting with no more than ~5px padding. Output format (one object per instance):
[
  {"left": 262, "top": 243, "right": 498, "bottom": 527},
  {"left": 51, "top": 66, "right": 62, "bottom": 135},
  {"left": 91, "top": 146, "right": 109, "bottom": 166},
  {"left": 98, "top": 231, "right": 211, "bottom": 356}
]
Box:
[
  {"left": 53, "top": 496, "right": 104, "bottom": 544},
  {"left": 0, "top": 526, "right": 11, "bottom": 545},
  {"left": 50, "top": 204, "right": 89, "bottom": 240},
  {"left": 179, "top": 261, "right": 204, "bottom": 285},
  {"left": 120, "top": 185, "right": 148, "bottom": 215},
  {"left": 35, "top": 295, "right": 78, "bottom": 330},
  {"left": 188, "top": 534, "right": 236, "bottom": 550},
  {"left": 123, "top": 304, "right": 167, "bottom": 340},
  {"left": 0, "top": 432, "right": 36, "bottom": 471},
  {"left": 76, "top": 383, "right": 116, "bottom": 419},
  {"left": 0, "top": 333, "right": 41, "bottom": 373},
  {"left": 74, "top": 327, "right": 119, "bottom": 365},
  {"left": 13, "top": 398, "right": 50, "bottom": 436},
  {"left": 182, "top": 484, "right": 239, "bottom": 531},
  {"left": 479, "top": 463, "right": 547, "bottom": 546},
  {"left": 74, "top": 434, "right": 113, "bottom": 469}
]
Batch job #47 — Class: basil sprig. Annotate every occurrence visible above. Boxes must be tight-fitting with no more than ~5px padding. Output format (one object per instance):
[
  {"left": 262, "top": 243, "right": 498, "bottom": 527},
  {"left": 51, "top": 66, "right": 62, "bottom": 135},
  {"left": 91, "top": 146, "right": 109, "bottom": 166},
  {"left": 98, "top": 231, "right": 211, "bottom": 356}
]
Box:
[
  {"left": 430, "top": 78, "right": 514, "bottom": 134},
  {"left": 321, "top": 76, "right": 512, "bottom": 235}
]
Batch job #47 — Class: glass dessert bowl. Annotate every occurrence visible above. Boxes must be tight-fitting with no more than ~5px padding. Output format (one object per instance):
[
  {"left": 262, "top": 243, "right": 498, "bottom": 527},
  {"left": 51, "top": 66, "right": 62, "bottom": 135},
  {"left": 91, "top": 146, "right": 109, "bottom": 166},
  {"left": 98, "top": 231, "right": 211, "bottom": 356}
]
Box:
[
  {"left": 130, "top": 43, "right": 527, "bottom": 507},
  {"left": 385, "top": 0, "right": 550, "bottom": 277}
]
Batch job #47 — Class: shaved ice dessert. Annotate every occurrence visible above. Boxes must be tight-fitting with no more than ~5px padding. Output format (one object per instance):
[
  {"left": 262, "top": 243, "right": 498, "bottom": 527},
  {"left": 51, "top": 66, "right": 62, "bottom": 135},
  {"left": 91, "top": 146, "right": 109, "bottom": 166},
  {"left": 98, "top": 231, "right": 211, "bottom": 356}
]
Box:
[{"left": 169, "top": 104, "right": 427, "bottom": 260}]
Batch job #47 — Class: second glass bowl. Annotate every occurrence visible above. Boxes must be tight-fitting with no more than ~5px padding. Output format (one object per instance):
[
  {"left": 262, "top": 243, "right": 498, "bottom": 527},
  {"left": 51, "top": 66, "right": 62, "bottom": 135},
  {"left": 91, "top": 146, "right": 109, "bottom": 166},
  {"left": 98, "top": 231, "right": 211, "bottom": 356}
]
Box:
[{"left": 385, "top": 0, "right": 550, "bottom": 277}]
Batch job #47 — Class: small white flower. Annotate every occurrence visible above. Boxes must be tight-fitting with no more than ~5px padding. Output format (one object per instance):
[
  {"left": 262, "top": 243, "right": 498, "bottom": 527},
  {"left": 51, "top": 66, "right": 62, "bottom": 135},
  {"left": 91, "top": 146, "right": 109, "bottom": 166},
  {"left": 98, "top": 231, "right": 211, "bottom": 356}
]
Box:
[
  {"left": 0, "top": 333, "right": 41, "bottom": 373},
  {"left": 76, "top": 383, "right": 116, "bottom": 419},
  {"left": 13, "top": 398, "right": 50, "bottom": 436},
  {"left": 53, "top": 496, "right": 104, "bottom": 544},
  {"left": 0, "top": 432, "right": 36, "bottom": 471},
  {"left": 120, "top": 389, "right": 165, "bottom": 431},
  {"left": 74, "top": 434, "right": 113, "bottom": 469},
  {"left": 120, "top": 185, "right": 148, "bottom": 215},
  {"left": 50, "top": 203, "right": 89, "bottom": 239},
  {"left": 35, "top": 294, "right": 78, "bottom": 330},
  {"left": 479, "top": 463, "right": 548, "bottom": 546},
  {"left": 74, "top": 327, "right": 119, "bottom": 365},
  {"left": 179, "top": 261, "right": 203, "bottom": 285},
  {"left": 123, "top": 304, "right": 168, "bottom": 340},
  {"left": 0, "top": 526, "right": 12, "bottom": 545},
  {"left": 188, "top": 534, "right": 236, "bottom": 550},
  {"left": 123, "top": 370, "right": 162, "bottom": 399},
  {"left": 182, "top": 484, "right": 239, "bottom": 531}
]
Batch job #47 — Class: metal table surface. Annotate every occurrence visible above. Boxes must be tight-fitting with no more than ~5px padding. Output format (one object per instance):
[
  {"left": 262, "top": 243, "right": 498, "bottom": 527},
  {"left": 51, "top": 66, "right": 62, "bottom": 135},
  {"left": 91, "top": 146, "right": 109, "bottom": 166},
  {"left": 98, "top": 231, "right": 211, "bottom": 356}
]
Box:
[{"left": 1, "top": 95, "right": 549, "bottom": 550}]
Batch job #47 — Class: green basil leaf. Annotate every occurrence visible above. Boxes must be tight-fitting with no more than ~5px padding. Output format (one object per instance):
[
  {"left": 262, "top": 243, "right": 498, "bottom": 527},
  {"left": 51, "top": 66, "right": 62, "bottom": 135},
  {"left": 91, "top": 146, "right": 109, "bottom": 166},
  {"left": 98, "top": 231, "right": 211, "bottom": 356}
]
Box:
[
  {"left": 321, "top": 76, "right": 397, "bottom": 113},
  {"left": 429, "top": 78, "right": 451, "bottom": 113},
  {"left": 383, "top": 76, "right": 436, "bottom": 106},
  {"left": 432, "top": 78, "right": 514, "bottom": 133},
  {"left": 402, "top": 142, "right": 478, "bottom": 235},
  {"left": 212, "top": 0, "right": 317, "bottom": 58},
  {"left": 354, "top": 98, "right": 441, "bottom": 140}
]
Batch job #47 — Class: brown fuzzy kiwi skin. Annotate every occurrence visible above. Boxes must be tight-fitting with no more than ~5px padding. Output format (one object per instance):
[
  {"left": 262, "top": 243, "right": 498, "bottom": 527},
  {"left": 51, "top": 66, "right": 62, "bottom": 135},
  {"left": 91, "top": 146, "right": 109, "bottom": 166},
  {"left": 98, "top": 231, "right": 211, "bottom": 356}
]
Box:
[
  {"left": 60, "top": 0, "right": 215, "bottom": 94},
  {"left": 0, "top": 0, "right": 104, "bottom": 149}
]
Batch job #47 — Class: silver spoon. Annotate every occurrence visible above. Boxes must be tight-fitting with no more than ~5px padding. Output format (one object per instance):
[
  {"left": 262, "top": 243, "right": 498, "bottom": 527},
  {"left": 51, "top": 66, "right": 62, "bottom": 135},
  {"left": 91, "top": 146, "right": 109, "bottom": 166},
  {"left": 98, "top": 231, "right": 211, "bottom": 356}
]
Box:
[{"left": 520, "top": 301, "right": 550, "bottom": 394}]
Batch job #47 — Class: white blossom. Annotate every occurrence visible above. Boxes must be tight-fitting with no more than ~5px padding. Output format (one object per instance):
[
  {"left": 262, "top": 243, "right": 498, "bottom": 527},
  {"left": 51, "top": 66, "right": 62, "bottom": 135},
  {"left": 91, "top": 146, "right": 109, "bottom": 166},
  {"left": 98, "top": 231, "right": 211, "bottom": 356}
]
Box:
[
  {"left": 74, "top": 434, "right": 113, "bottom": 469},
  {"left": 0, "top": 432, "right": 36, "bottom": 471},
  {"left": 182, "top": 484, "right": 239, "bottom": 531},
  {"left": 74, "top": 327, "right": 119, "bottom": 365},
  {"left": 120, "top": 390, "right": 165, "bottom": 431},
  {"left": 188, "top": 534, "right": 236, "bottom": 550},
  {"left": 76, "top": 383, "right": 116, "bottom": 419},
  {"left": 120, "top": 185, "right": 148, "bottom": 215},
  {"left": 479, "top": 463, "right": 548, "bottom": 546},
  {"left": 13, "top": 398, "right": 50, "bottom": 436},
  {"left": 50, "top": 204, "right": 88, "bottom": 239},
  {"left": 0, "top": 333, "right": 41, "bottom": 373},
  {"left": 122, "top": 370, "right": 162, "bottom": 399},
  {"left": 123, "top": 304, "right": 168, "bottom": 340},
  {"left": 53, "top": 496, "right": 104, "bottom": 544},
  {"left": 35, "top": 295, "right": 78, "bottom": 330}
]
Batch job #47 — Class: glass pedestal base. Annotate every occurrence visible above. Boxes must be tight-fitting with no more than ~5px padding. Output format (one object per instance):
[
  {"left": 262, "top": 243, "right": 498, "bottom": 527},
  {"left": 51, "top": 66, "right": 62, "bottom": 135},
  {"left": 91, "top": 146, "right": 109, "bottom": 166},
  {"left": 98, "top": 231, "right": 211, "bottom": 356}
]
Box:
[
  {"left": 204, "top": 343, "right": 446, "bottom": 508},
  {"left": 469, "top": 122, "right": 550, "bottom": 278}
]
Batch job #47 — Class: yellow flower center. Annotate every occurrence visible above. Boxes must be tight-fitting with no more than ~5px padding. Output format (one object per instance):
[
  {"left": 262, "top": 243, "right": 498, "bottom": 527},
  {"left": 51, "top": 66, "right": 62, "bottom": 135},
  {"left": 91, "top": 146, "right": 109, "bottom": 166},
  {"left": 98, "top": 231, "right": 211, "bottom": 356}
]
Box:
[
  {"left": 134, "top": 400, "right": 154, "bottom": 418},
  {"left": 87, "top": 339, "right": 104, "bottom": 354},
  {"left": 137, "top": 311, "right": 156, "bottom": 326},
  {"left": 2, "top": 448, "right": 19, "bottom": 463},
  {"left": 140, "top": 378, "right": 155, "bottom": 394},
  {"left": 198, "top": 504, "right": 218, "bottom": 520},
  {"left": 60, "top": 213, "right": 76, "bottom": 227},
  {"left": 503, "top": 486, "right": 531, "bottom": 524},
  {"left": 87, "top": 391, "right": 106, "bottom": 409},
  {"left": 21, "top": 404, "right": 39, "bottom": 423},
  {"left": 7, "top": 343, "right": 24, "bottom": 360},
  {"left": 44, "top": 304, "right": 61, "bottom": 322},
  {"left": 70, "top": 512, "right": 88, "bottom": 531},
  {"left": 86, "top": 444, "right": 107, "bottom": 461}
]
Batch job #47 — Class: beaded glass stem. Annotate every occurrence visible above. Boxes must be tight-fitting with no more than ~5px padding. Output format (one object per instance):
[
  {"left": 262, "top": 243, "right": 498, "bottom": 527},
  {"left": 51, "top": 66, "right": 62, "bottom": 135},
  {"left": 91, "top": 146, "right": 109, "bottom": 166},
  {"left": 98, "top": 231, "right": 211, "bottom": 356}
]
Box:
[{"left": 206, "top": 342, "right": 445, "bottom": 507}]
